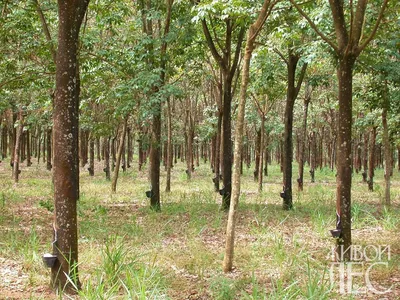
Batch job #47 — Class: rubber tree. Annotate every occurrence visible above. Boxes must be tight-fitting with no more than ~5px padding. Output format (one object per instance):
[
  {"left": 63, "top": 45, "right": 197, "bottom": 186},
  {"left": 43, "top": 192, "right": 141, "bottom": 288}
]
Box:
[
  {"left": 139, "top": 0, "right": 174, "bottom": 211},
  {"left": 193, "top": 1, "right": 246, "bottom": 210},
  {"left": 381, "top": 82, "right": 391, "bottom": 205},
  {"left": 111, "top": 118, "right": 128, "bottom": 193},
  {"left": 51, "top": 0, "right": 89, "bottom": 292},
  {"left": 223, "top": 0, "right": 278, "bottom": 273},
  {"left": 291, "top": 0, "right": 389, "bottom": 260},
  {"left": 274, "top": 46, "right": 307, "bottom": 210},
  {"left": 12, "top": 108, "right": 24, "bottom": 183},
  {"left": 297, "top": 82, "right": 312, "bottom": 191}
]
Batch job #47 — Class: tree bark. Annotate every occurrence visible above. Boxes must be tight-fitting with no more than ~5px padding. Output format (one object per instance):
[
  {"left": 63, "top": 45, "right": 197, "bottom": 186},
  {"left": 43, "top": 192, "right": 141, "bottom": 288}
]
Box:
[
  {"left": 368, "top": 126, "right": 377, "bottom": 191},
  {"left": 149, "top": 111, "right": 161, "bottom": 210},
  {"left": 258, "top": 117, "right": 265, "bottom": 193},
  {"left": 103, "top": 137, "right": 111, "bottom": 180},
  {"left": 1, "top": 123, "right": 7, "bottom": 159},
  {"left": 185, "top": 97, "right": 193, "bottom": 180},
  {"left": 46, "top": 128, "right": 52, "bottom": 170},
  {"left": 398, "top": 146, "right": 400, "bottom": 172},
  {"left": 112, "top": 119, "right": 128, "bottom": 193},
  {"left": 214, "top": 111, "right": 222, "bottom": 191},
  {"left": 362, "top": 132, "right": 368, "bottom": 182},
  {"left": 10, "top": 112, "right": 16, "bottom": 167},
  {"left": 335, "top": 56, "right": 355, "bottom": 261},
  {"left": 89, "top": 136, "right": 94, "bottom": 176},
  {"left": 13, "top": 109, "right": 24, "bottom": 183},
  {"left": 166, "top": 97, "right": 173, "bottom": 192},
  {"left": 382, "top": 83, "right": 390, "bottom": 205},
  {"left": 310, "top": 130, "right": 316, "bottom": 182},
  {"left": 298, "top": 85, "right": 311, "bottom": 191},
  {"left": 26, "top": 130, "right": 32, "bottom": 166},
  {"left": 127, "top": 127, "right": 132, "bottom": 168},
  {"left": 37, "top": 127, "right": 41, "bottom": 163},
  {"left": 51, "top": 0, "right": 89, "bottom": 292},
  {"left": 96, "top": 137, "right": 101, "bottom": 162},
  {"left": 254, "top": 128, "right": 261, "bottom": 181}
]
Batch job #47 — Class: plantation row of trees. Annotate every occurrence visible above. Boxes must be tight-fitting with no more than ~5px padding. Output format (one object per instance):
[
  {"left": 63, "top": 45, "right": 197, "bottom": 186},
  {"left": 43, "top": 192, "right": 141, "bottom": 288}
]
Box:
[
  {"left": 1, "top": 0, "right": 399, "bottom": 293},
  {"left": 1, "top": 103, "right": 399, "bottom": 188}
]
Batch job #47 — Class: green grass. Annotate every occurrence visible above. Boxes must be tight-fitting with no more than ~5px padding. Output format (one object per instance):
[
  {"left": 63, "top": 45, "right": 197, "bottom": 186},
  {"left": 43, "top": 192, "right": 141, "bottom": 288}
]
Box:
[{"left": 0, "top": 157, "right": 399, "bottom": 299}]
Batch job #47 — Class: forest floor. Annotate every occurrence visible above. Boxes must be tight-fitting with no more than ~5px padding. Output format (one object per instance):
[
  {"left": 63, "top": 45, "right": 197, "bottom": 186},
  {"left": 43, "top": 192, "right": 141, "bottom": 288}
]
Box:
[{"left": 0, "top": 157, "right": 399, "bottom": 299}]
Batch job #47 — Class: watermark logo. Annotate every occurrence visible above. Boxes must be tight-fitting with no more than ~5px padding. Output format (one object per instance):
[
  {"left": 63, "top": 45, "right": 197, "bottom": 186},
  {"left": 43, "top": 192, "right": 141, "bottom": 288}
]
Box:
[{"left": 329, "top": 245, "right": 392, "bottom": 295}]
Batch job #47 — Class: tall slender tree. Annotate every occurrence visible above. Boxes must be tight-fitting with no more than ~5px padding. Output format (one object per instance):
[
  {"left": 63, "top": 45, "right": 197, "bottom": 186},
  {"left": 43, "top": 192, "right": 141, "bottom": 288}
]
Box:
[
  {"left": 290, "top": 0, "right": 389, "bottom": 260},
  {"left": 196, "top": 2, "right": 246, "bottom": 210},
  {"left": 51, "top": 0, "right": 89, "bottom": 292},
  {"left": 223, "top": 0, "right": 278, "bottom": 273}
]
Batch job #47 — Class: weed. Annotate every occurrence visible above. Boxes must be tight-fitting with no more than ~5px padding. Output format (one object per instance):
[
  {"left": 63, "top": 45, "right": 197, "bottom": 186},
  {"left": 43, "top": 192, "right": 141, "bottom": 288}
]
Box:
[{"left": 39, "top": 198, "right": 54, "bottom": 212}]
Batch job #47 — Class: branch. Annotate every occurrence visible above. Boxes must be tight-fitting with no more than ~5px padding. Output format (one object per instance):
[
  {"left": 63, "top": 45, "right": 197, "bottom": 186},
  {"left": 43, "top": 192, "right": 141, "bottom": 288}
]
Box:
[
  {"left": 357, "top": 0, "right": 389, "bottom": 54},
  {"left": 273, "top": 47, "right": 288, "bottom": 65},
  {"left": 251, "top": 93, "right": 264, "bottom": 117},
  {"left": 231, "top": 54, "right": 243, "bottom": 99},
  {"left": 289, "top": 0, "right": 339, "bottom": 52},
  {"left": 249, "top": 0, "right": 279, "bottom": 41},
  {"left": 201, "top": 19, "right": 226, "bottom": 70},
  {"left": 2, "top": 0, "right": 8, "bottom": 17},
  {"left": 229, "top": 26, "right": 246, "bottom": 79},
  {"left": 0, "top": 75, "right": 25, "bottom": 89},
  {"left": 349, "top": 0, "right": 367, "bottom": 52},
  {"left": 160, "top": 0, "right": 174, "bottom": 83},
  {"left": 348, "top": 0, "right": 354, "bottom": 48},
  {"left": 210, "top": 16, "right": 225, "bottom": 54},
  {"left": 32, "top": 0, "right": 56, "bottom": 64},
  {"left": 295, "top": 62, "right": 308, "bottom": 98}
]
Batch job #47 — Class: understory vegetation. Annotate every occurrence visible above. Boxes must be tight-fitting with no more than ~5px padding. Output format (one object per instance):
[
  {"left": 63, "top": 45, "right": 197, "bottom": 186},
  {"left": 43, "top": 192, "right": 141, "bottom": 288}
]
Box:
[{"left": 1, "top": 158, "right": 399, "bottom": 299}]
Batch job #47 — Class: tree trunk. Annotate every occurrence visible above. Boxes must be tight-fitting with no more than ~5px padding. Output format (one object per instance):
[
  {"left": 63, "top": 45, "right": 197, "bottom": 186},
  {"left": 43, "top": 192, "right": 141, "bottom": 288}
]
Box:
[
  {"left": 103, "top": 137, "right": 111, "bottom": 180},
  {"left": 214, "top": 112, "right": 222, "bottom": 192},
  {"left": 362, "top": 132, "right": 368, "bottom": 182},
  {"left": 1, "top": 124, "right": 7, "bottom": 159},
  {"left": 112, "top": 119, "right": 128, "bottom": 192},
  {"left": 382, "top": 84, "right": 390, "bottom": 205},
  {"left": 138, "top": 130, "right": 144, "bottom": 171},
  {"left": 298, "top": 87, "right": 311, "bottom": 191},
  {"left": 264, "top": 143, "right": 268, "bottom": 176},
  {"left": 96, "top": 137, "right": 101, "bottom": 162},
  {"left": 42, "top": 127, "right": 46, "bottom": 163},
  {"left": 310, "top": 130, "right": 316, "bottom": 182},
  {"left": 79, "top": 129, "right": 87, "bottom": 167},
  {"left": 221, "top": 74, "right": 233, "bottom": 210},
  {"left": 9, "top": 112, "right": 16, "bottom": 166},
  {"left": 37, "top": 127, "right": 41, "bottom": 163},
  {"left": 111, "top": 135, "right": 116, "bottom": 172},
  {"left": 254, "top": 128, "right": 261, "bottom": 181},
  {"left": 26, "top": 130, "right": 32, "bottom": 166},
  {"left": 89, "top": 136, "right": 94, "bottom": 176},
  {"left": 166, "top": 97, "right": 173, "bottom": 192},
  {"left": 335, "top": 57, "right": 355, "bottom": 261},
  {"left": 368, "top": 126, "right": 377, "bottom": 191},
  {"left": 258, "top": 118, "right": 265, "bottom": 192},
  {"left": 21, "top": 131, "right": 26, "bottom": 163},
  {"left": 149, "top": 111, "right": 161, "bottom": 210},
  {"left": 13, "top": 109, "right": 24, "bottom": 183},
  {"left": 51, "top": 0, "right": 89, "bottom": 292},
  {"left": 398, "top": 146, "right": 400, "bottom": 171},
  {"left": 185, "top": 99, "right": 193, "bottom": 180},
  {"left": 46, "top": 128, "right": 52, "bottom": 170}
]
